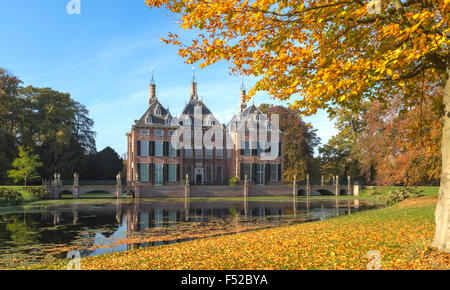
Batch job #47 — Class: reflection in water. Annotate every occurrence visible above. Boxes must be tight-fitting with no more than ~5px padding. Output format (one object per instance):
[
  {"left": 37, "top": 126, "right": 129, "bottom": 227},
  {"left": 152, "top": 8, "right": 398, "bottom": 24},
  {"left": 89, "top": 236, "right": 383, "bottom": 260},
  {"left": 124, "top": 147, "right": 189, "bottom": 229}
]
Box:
[{"left": 0, "top": 198, "right": 381, "bottom": 268}]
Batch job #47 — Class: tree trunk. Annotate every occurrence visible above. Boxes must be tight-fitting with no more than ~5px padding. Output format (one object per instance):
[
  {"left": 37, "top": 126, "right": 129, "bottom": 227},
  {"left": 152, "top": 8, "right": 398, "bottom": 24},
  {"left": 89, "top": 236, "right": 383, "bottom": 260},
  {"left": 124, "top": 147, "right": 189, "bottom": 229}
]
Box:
[{"left": 432, "top": 65, "right": 450, "bottom": 252}]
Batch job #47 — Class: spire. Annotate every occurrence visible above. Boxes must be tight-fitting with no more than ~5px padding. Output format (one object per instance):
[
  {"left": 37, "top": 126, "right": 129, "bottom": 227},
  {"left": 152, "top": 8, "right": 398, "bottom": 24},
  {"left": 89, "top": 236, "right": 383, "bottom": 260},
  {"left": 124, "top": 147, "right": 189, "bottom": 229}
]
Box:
[
  {"left": 239, "top": 76, "right": 247, "bottom": 113},
  {"left": 149, "top": 68, "right": 156, "bottom": 106},
  {"left": 190, "top": 66, "right": 198, "bottom": 100}
]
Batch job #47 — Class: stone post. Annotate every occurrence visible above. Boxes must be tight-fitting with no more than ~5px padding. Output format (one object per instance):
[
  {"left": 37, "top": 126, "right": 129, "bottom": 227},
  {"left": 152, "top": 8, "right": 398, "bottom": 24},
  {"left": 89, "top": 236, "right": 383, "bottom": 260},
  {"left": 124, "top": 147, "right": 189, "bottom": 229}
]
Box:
[
  {"left": 353, "top": 185, "right": 360, "bottom": 196},
  {"left": 347, "top": 176, "right": 351, "bottom": 196},
  {"left": 335, "top": 175, "right": 339, "bottom": 196},
  {"left": 321, "top": 175, "right": 324, "bottom": 186},
  {"left": 72, "top": 172, "right": 79, "bottom": 199},
  {"left": 332, "top": 176, "right": 335, "bottom": 186},
  {"left": 244, "top": 174, "right": 248, "bottom": 198},
  {"left": 185, "top": 174, "right": 191, "bottom": 198},
  {"left": 306, "top": 174, "right": 311, "bottom": 197},
  {"left": 293, "top": 175, "right": 297, "bottom": 197},
  {"left": 116, "top": 173, "right": 123, "bottom": 199}
]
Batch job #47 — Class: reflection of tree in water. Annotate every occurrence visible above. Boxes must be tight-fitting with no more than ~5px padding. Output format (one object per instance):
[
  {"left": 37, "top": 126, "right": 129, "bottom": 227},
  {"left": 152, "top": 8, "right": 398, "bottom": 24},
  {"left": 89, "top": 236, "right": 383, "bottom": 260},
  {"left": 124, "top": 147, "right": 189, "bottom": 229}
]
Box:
[{"left": 1, "top": 215, "right": 40, "bottom": 246}]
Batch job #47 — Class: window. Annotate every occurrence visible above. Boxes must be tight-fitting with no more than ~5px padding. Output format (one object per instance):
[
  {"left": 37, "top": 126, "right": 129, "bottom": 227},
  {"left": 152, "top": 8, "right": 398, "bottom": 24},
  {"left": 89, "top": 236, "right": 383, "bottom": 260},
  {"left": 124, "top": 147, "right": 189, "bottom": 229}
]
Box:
[
  {"left": 156, "top": 108, "right": 162, "bottom": 115},
  {"left": 216, "top": 165, "right": 223, "bottom": 183},
  {"left": 256, "top": 164, "right": 265, "bottom": 185},
  {"left": 270, "top": 164, "right": 278, "bottom": 181},
  {"left": 155, "top": 141, "right": 163, "bottom": 157},
  {"left": 141, "top": 141, "right": 149, "bottom": 157},
  {"left": 211, "top": 121, "right": 216, "bottom": 126},
  {"left": 168, "top": 164, "right": 177, "bottom": 182},
  {"left": 195, "top": 149, "right": 203, "bottom": 158},
  {"left": 216, "top": 149, "right": 223, "bottom": 159},
  {"left": 242, "top": 163, "right": 251, "bottom": 181},
  {"left": 155, "top": 130, "right": 163, "bottom": 137},
  {"left": 169, "top": 143, "right": 177, "bottom": 157},
  {"left": 185, "top": 148, "right": 193, "bottom": 158},
  {"left": 165, "top": 118, "right": 171, "bottom": 125},
  {"left": 140, "top": 130, "right": 149, "bottom": 136},
  {"left": 205, "top": 149, "right": 213, "bottom": 159},
  {"left": 146, "top": 116, "right": 152, "bottom": 124},
  {"left": 140, "top": 163, "right": 149, "bottom": 182},
  {"left": 244, "top": 141, "right": 251, "bottom": 156},
  {"left": 154, "top": 163, "right": 163, "bottom": 185},
  {"left": 206, "top": 165, "right": 212, "bottom": 183},
  {"left": 169, "top": 130, "right": 177, "bottom": 137}
]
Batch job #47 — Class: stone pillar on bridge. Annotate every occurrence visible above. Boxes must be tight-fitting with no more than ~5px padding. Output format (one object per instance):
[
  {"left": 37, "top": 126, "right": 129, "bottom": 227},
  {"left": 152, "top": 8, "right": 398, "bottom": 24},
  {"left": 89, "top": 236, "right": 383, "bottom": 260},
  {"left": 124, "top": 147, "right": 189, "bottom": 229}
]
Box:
[
  {"left": 185, "top": 174, "right": 191, "bottom": 198},
  {"left": 321, "top": 175, "right": 324, "bottom": 186},
  {"left": 332, "top": 176, "right": 335, "bottom": 186},
  {"left": 293, "top": 175, "right": 297, "bottom": 197},
  {"left": 73, "top": 172, "right": 80, "bottom": 199},
  {"left": 335, "top": 175, "right": 339, "bottom": 196},
  {"left": 244, "top": 174, "right": 249, "bottom": 198},
  {"left": 306, "top": 174, "right": 311, "bottom": 197},
  {"left": 116, "top": 173, "right": 122, "bottom": 199}
]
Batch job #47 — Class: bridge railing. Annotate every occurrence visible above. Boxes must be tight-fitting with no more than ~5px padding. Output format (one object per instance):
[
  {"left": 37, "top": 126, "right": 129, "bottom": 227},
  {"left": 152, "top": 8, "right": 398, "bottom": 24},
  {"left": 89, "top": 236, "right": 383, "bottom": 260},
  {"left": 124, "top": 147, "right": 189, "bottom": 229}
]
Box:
[{"left": 60, "top": 180, "right": 124, "bottom": 186}]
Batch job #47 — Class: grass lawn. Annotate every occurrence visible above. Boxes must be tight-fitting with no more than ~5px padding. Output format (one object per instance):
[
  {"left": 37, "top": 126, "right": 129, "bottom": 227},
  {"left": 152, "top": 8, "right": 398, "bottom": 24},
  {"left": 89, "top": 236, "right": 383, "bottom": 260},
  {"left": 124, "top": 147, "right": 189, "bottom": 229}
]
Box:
[{"left": 28, "top": 188, "right": 449, "bottom": 270}]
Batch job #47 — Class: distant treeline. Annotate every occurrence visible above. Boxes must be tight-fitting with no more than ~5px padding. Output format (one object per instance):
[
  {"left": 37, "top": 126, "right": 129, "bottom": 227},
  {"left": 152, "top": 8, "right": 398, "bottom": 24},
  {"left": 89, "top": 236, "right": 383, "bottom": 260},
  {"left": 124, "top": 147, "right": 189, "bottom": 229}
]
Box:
[{"left": 0, "top": 68, "right": 123, "bottom": 185}]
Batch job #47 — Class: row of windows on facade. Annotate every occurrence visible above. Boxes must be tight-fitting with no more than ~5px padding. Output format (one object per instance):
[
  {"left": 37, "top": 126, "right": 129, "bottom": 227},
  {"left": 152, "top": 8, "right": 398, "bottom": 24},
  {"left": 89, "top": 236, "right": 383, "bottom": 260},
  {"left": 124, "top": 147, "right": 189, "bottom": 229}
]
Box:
[
  {"left": 145, "top": 116, "right": 217, "bottom": 126},
  {"left": 136, "top": 164, "right": 225, "bottom": 185},
  {"left": 139, "top": 129, "right": 224, "bottom": 139},
  {"left": 241, "top": 163, "right": 281, "bottom": 183},
  {"left": 136, "top": 141, "right": 225, "bottom": 159}
]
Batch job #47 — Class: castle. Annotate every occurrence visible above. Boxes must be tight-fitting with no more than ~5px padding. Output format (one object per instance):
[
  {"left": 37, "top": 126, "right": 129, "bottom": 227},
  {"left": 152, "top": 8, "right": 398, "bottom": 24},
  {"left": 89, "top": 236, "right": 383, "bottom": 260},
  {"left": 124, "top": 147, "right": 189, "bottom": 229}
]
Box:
[{"left": 126, "top": 72, "right": 284, "bottom": 188}]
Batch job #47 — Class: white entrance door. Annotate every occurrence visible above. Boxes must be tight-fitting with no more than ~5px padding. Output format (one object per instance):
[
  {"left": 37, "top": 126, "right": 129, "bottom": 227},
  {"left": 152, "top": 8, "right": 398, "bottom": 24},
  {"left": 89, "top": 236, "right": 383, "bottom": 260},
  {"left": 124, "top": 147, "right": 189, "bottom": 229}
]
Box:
[{"left": 194, "top": 168, "right": 204, "bottom": 185}]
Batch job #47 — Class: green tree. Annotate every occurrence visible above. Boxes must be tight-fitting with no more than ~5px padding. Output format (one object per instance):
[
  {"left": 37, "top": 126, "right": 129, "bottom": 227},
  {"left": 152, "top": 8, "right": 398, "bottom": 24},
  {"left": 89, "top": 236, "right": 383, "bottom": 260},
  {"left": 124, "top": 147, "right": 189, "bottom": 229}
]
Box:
[
  {"left": 259, "top": 104, "right": 320, "bottom": 182},
  {"left": 7, "top": 146, "right": 43, "bottom": 186}
]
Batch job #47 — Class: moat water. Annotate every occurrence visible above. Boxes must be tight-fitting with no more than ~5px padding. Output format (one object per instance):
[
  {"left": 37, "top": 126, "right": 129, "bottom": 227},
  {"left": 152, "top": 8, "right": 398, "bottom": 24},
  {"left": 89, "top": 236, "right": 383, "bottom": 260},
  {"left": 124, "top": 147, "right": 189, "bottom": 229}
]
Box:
[{"left": 0, "top": 197, "right": 382, "bottom": 268}]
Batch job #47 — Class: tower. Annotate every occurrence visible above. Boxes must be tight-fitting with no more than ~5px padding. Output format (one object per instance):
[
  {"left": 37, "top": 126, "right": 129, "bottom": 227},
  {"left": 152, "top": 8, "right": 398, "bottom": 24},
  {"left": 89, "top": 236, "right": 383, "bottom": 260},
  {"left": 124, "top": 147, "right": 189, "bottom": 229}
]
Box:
[
  {"left": 239, "top": 78, "right": 247, "bottom": 113},
  {"left": 190, "top": 67, "right": 198, "bottom": 100},
  {"left": 149, "top": 68, "right": 156, "bottom": 106}
]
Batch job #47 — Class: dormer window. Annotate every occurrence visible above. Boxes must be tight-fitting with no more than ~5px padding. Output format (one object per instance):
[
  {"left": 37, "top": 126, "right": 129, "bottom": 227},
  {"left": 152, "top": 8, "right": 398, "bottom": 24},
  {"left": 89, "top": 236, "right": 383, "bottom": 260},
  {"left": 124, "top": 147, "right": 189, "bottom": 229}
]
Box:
[
  {"left": 165, "top": 118, "right": 171, "bottom": 125},
  {"left": 156, "top": 108, "right": 162, "bottom": 116},
  {"left": 146, "top": 116, "right": 153, "bottom": 124}
]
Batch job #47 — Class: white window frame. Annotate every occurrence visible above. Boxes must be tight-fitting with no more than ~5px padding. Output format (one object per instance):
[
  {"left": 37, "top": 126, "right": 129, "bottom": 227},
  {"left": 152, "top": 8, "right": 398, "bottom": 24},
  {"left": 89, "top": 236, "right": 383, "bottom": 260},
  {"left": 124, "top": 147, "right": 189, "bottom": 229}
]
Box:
[
  {"left": 168, "top": 164, "right": 177, "bottom": 182},
  {"left": 140, "top": 129, "right": 150, "bottom": 136},
  {"left": 169, "top": 143, "right": 177, "bottom": 157},
  {"left": 140, "top": 163, "right": 149, "bottom": 182},
  {"left": 155, "top": 130, "right": 163, "bottom": 137},
  {"left": 155, "top": 141, "right": 163, "bottom": 157},
  {"left": 216, "top": 165, "right": 223, "bottom": 183},
  {"left": 169, "top": 130, "right": 177, "bottom": 137},
  {"left": 270, "top": 164, "right": 278, "bottom": 181},
  {"left": 154, "top": 163, "right": 163, "bottom": 185},
  {"left": 141, "top": 141, "right": 149, "bottom": 157}
]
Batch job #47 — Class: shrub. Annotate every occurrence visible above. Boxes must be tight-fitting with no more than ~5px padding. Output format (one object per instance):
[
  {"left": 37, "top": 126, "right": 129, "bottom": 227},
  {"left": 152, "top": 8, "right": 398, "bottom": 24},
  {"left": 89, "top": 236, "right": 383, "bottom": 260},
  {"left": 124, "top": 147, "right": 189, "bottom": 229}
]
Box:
[
  {"left": 366, "top": 189, "right": 382, "bottom": 197},
  {"left": 22, "top": 186, "right": 50, "bottom": 199},
  {"left": 386, "top": 187, "right": 424, "bottom": 205},
  {"left": 0, "top": 188, "right": 24, "bottom": 205},
  {"left": 229, "top": 176, "right": 238, "bottom": 186}
]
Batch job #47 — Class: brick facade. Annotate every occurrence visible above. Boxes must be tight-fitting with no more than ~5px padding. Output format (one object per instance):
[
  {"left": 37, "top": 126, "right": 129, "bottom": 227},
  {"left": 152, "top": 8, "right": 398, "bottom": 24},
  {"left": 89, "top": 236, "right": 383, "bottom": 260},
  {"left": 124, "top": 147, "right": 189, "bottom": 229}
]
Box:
[{"left": 126, "top": 75, "right": 284, "bottom": 187}]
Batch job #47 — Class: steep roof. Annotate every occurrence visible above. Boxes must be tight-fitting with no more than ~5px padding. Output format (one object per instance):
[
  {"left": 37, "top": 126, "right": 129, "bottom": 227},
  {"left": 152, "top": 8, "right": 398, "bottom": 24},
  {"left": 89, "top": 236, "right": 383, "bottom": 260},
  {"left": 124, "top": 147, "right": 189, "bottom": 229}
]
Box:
[
  {"left": 135, "top": 99, "right": 177, "bottom": 127},
  {"left": 227, "top": 104, "right": 281, "bottom": 134}
]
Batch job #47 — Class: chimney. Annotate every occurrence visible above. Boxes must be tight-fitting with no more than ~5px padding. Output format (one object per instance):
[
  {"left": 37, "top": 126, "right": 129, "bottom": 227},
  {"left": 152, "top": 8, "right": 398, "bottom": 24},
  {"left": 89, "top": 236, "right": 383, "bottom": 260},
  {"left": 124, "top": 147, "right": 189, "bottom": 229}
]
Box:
[
  {"left": 239, "top": 79, "right": 247, "bottom": 113},
  {"left": 149, "top": 69, "right": 156, "bottom": 106}
]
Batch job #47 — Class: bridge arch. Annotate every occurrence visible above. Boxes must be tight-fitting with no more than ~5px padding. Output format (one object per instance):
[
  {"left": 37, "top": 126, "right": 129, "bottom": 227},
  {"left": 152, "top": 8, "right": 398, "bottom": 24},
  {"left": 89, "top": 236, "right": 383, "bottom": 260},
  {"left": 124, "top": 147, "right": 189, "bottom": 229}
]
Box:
[
  {"left": 317, "top": 189, "right": 334, "bottom": 196},
  {"left": 79, "top": 190, "right": 116, "bottom": 199},
  {"left": 339, "top": 189, "right": 348, "bottom": 195},
  {"left": 297, "top": 189, "right": 306, "bottom": 196},
  {"left": 58, "top": 189, "right": 75, "bottom": 199}
]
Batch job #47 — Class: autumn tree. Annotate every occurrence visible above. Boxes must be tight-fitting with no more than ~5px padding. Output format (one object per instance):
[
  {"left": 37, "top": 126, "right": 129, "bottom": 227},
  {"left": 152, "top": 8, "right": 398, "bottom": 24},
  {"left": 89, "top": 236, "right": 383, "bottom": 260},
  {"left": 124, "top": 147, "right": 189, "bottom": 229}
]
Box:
[
  {"left": 259, "top": 104, "right": 320, "bottom": 182},
  {"left": 145, "top": 0, "right": 450, "bottom": 251}
]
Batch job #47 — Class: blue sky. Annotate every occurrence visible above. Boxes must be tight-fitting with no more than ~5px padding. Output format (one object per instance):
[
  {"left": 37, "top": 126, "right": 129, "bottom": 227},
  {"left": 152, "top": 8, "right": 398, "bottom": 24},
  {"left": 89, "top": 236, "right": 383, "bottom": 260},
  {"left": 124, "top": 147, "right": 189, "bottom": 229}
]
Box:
[{"left": 0, "top": 0, "right": 336, "bottom": 155}]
